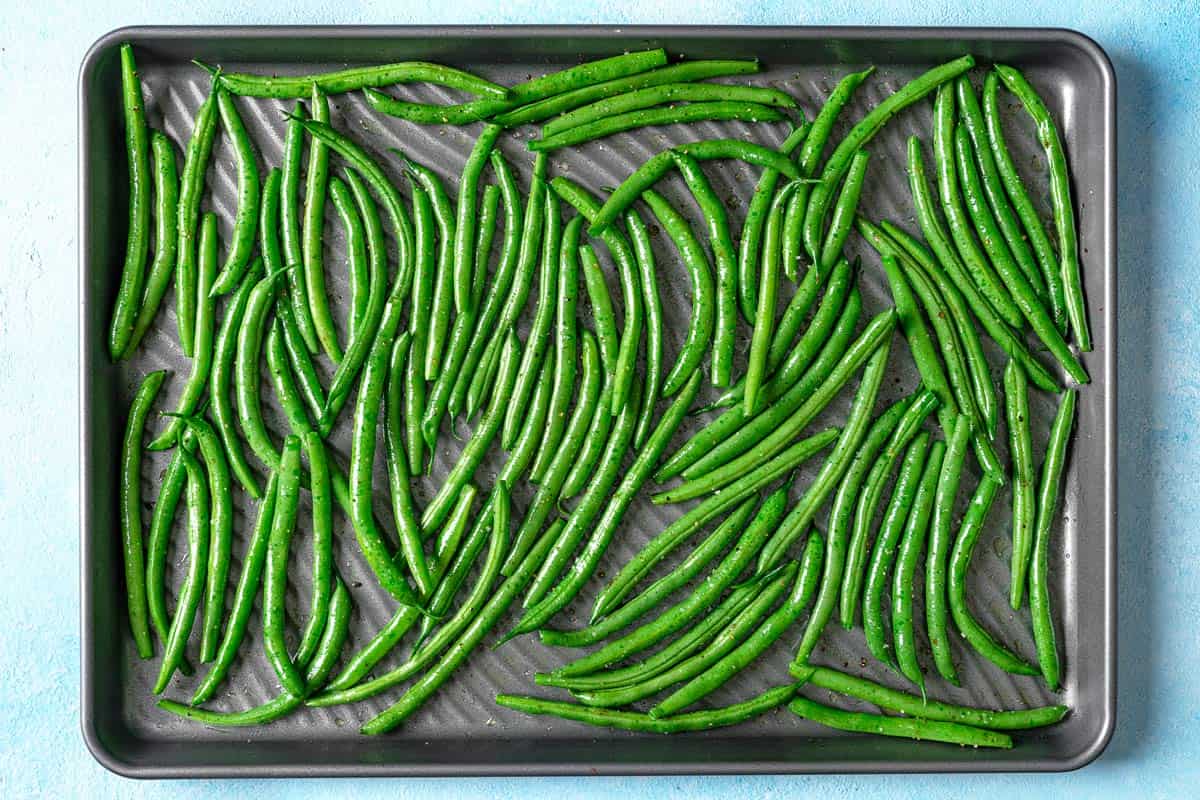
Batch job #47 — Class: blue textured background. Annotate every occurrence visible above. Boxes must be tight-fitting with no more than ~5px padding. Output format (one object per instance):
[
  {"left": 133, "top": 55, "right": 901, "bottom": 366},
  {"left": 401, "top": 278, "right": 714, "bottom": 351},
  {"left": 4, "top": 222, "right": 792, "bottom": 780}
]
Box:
[{"left": 0, "top": 1, "right": 1193, "bottom": 796}]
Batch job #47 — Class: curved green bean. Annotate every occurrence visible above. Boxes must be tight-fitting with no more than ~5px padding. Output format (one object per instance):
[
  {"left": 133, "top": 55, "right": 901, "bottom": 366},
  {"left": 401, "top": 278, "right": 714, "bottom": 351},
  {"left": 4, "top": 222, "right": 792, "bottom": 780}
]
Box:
[
  {"left": 280, "top": 102, "right": 320, "bottom": 353},
  {"left": 210, "top": 90, "right": 261, "bottom": 297},
  {"left": 531, "top": 101, "right": 785, "bottom": 151},
  {"left": 124, "top": 130, "right": 180, "bottom": 356},
  {"left": 1005, "top": 359, "right": 1036, "bottom": 609},
  {"left": 212, "top": 60, "right": 508, "bottom": 99},
  {"left": 787, "top": 693, "right": 1012, "bottom": 749},
  {"left": 261, "top": 435, "right": 306, "bottom": 697},
  {"left": 119, "top": 369, "right": 165, "bottom": 657},
  {"left": 174, "top": 80, "right": 220, "bottom": 357},
  {"left": 927, "top": 413, "right": 972, "bottom": 685},
  {"left": 893, "top": 439, "right": 946, "bottom": 688},
  {"left": 625, "top": 209, "right": 663, "bottom": 449}
]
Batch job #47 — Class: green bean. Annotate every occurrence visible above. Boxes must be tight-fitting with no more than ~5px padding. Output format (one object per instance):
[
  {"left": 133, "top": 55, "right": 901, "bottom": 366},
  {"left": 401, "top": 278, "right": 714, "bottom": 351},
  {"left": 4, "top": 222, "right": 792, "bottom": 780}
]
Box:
[
  {"left": 789, "top": 691, "right": 1011, "bottom": 748},
  {"left": 818, "top": 150, "right": 869, "bottom": 273},
  {"left": 781, "top": 67, "right": 874, "bottom": 281},
  {"left": 653, "top": 535, "right": 823, "bottom": 717},
  {"left": 164, "top": 415, "right": 233, "bottom": 665},
  {"left": 1004, "top": 360, "right": 1036, "bottom": 610},
  {"left": 210, "top": 59, "right": 507, "bottom": 99},
  {"left": 955, "top": 76, "right": 1049, "bottom": 306},
  {"left": 450, "top": 126, "right": 501, "bottom": 315},
  {"left": 384, "top": 335, "right": 433, "bottom": 594},
  {"left": 663, "top": 310, "right": 896, "bottom": 500},
  {"left": 190, "top": 471, "right": 278, "bottom": 704},
  {"left": 539, "top": 566, "right": 762, "bottom": 691},
  {"left": 472, "top": 183, "right": 501, "bottom": 308},
  {"left": 296, "top": 86, "right": 341, "bottom": 360},
  {"left": 625, "top": 209, "right": 663, "bottom": 449},
  {"left": 280, "top": 103, "right": 321, "bottom": 353},
  {"left": 501, "top": 331, "right": 604, "bottom": 574},
  {"left": 265, "top": 321, "right": 315, "bottom": 435},
  {"left": 590, "top": 139, "right": 803, "bottom": 235},
  {"left": 893, "top": 439, "right": 946, "bottom": 688},
  {"left": 503, "top": 209, "right": 569, "bottom": 449},
  {"left": 119, "top": 369, "right": 165, "bottom": 657},
  {"left": 406, "top": 182, "right": 435, "bottom": 469},
  {"left": 308, "top": 487, "right": 510, "bottom": 708},
  {"left": 423, "top": 333, "right": 521, "bottom": 531},
  {"left": 862, "top": 432, "right": 931, "bottom": 666},
  {"left": 1033, "top": 388, "right": 1076, "bottom": 690},
  {"left": 593, "top": 427, "right": 839, "bottom": 621},
  {"left": 792, "top": 392, "right": 909, "bottom": 666},
  {"left": 576, "top": 562, "right": 797, "bottom": 708},
  {"left": 359, "top": 520, "right": 566, "bottom": 734},
  {"left": 949, "top": 475, "right": 1039, "bottom": 675},
  {"left": 672, "top": 152, "right": 738, "bottom": 387},
  {"left": 795, "top": 665, "right": 1069, "bottom": 729},
  {"left": 296, "top": 120, "right": 416, "bottom": 427},
  {"left": 174, "top": 80, "right": 220, "bottom": 357},
  {"left": 547, "top": 177, "right": 642, "bottom": 413},
  {"left": 292, "top": 431, "right": 334, "bottom": 671},
  {"left": 152, "top": 447, "right": 210, "bottom": 694},
  {"left": 640, "top": 187, "right": 715, "bottom": 396},
  {"left": 124, "top": 131, "right": 180, "bottom": 356},
  {"left": 500, "top": 683, "right": 798, "bottom": 734},
  {"left": 879, "top": 252, "right": 956, "bottom": 417},
  {"left": 745, "top": 181, "right": 802, "bottom": 414},
  {"left": 954, "top": 122, "right": 1089, "bottom": 384},
  {"left": 401, "top": 161, "right": 455, "bottom": 378},
  {"left": 161, "top": 576, "right": 352, "bottom": 724},
  {"left": 841, "top": 391, "right": 939, "bottom": 631},
  {"left": 543, "top": 82, "right": 795, "bottom": 137},
  {"left": 513, "top": 370, "right": 695, "bottom": 635},
  {"left": 364, "top": 50, "right": 667, "bottom": 124},
  {"left": 905, "top": 139, "right": 1059, "bottom": 394},
  {"left": 932, "top": 85, "right": 1024, "bottom": 330},
  {"left": 149, "top": 213, "right": 218, "bottom": 450},
  {"left": 209, "top": 90, "right": 261, "bottom": 297},
  {"left": 495, "top": 59, "right": 760, "bottom": 128},
  {"left": 208, "top": 259, "right": 263, "bottom": 498},
  {"left": 259, "top": 435, "right": 306, "bottom": 697},
  {"left": 660, "top": 280, "right": 857, "bottom": 479},
  {"left": 858, "top": 218, "right": 997, "bottom": 438},
  {"left": 802, "top": 55, "right": 975, "bottom": 262},
  {"left": 108, "top": 44, "right": 151, "bottom": 360},
  {"left": 531, "top": 102, "right": 785, "bottom": 152},
  {"left": 740, "top": 124, "right": 810, "bottom": 321},
  {"left": 432, "top": 486, "right": 478, "bottom": 580},
  {"left": 927, "top": 413, "right": 972, "bottom": 685},
  {"left": 994, "top": 65, "right": 1090, "bottom": 350},
  {"left": 463, "top": 158, "right": 548, "bottom": 419},
  {"left": 145, "top": 438, "right": 193, "bottom": 661},
  {"left": 329, "top": 176, "right": 369, "bottom": 338},
  {"left": 557, "top": 487, "right": 789, "bottom": 679},
  {"left": 322, "top": 602, "right": 420, "bottom": 694},
  {"left": 539, "top": 498, "right": 755, "bottom": 649},
  {"left": 349, "top": 331, "right": 423, "bottom": 609},
  {"left": 532, "top": 214, "right": 583, "bottom": 475},
  {"left": 761, "top": 340, "right": 894, "bottom": 590},
  {"left": 982, "top": 71, "right": 1069, "bottom": 337}
]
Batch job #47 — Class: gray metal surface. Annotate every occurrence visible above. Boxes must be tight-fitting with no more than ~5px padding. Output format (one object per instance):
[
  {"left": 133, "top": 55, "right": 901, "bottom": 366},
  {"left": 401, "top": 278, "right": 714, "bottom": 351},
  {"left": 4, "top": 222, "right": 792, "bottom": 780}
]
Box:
[{"left": 79, "top": 26, "right": 1116, "bottom": 777}]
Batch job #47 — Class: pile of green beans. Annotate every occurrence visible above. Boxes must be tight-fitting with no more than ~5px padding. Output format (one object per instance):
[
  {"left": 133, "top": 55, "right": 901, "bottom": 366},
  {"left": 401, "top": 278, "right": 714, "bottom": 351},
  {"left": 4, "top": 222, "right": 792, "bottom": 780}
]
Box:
[{"left": 109, "top": 44, "right": 1085, "bottom": 749}]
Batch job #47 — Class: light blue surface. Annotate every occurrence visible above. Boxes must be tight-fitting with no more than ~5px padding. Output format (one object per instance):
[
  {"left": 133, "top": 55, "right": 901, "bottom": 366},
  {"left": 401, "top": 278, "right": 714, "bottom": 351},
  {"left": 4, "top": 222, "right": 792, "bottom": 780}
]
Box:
[{"left": 0, "top": 1, "right": 1194, "bottom": 796}]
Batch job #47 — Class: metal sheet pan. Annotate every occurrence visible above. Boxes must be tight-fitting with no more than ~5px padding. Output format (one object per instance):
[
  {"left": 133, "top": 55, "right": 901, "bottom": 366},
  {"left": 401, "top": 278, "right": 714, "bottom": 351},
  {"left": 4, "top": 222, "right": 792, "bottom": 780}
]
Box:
[{"left": 79, "top": 25, "right": 1116, "bottom": 777}]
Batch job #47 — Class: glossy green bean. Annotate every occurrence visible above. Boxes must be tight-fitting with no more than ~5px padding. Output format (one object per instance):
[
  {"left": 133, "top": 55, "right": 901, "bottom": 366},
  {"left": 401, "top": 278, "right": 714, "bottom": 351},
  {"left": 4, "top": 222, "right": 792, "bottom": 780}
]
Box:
[
  {"left": 862, "top": 432, "right": 930, "bottom": 666},
  {"left": 651, "top": 535, "right": 823, "bottom": 717},
  {"left": 190, "top": 472, "right": 278, "bottom": 705},
  {"left": 954, "top": 122, "right": 1089, "bottom": 384},
  {"left": 109, "top": 44, "right": 151, "bottom": 360},
  {"left": 124, "top": 131, "right": 180, "bottom": 356},
  {"left": 745, "top": 181, "right": 802, "bottom": 414},
  {"left": 995, "top": 65, "right": 1090, "bottom": 350},
  {"left": 818, "top": 150, "right": 869, "bottom": 273},
  {"left": 893, "top": 439, "right": 946, "bottom": 689},
  {"left": 452, "top": 126, "right": 501, "bottom": 315},
  {"left": 364, "top": 50, "right": 668, "bottom": 125},
  {"left": 260, "top": 435, "right": 306, "bottom": 697},
  {"left": 293, "top": 431, "right": 334, "bottom": 670},
  {"left": 1005, "top": 360, "right": 1036, "bottom": 609},
  {"left": 740, "top": 124, "right": 810, "bottom": 320},
  {"left": 787, "top": 692, "right": 1012, "bottom": 748},
  {"left": 472, "top": 183, "right": 501, "bottom": 308},
  {"left": 432, "top": 486, "right": 478, "bottom": 581},
  {"left": 209, "top": 259, "right": 263, "bottom": 498},
  {"left": 949, "top": 475, "right": 1039, "bottom": 675},
  {"left": 625, "top": 209, "right": 663, "bottom": 449},
  {"left": 926, "top": 413, "right": 972, "bottom": 685},
  {"left": 1032, "top": 389, "right": 1076, "bottom": 690},
  {"left": 673, "top": 152, "right": 738, "bottom": 387},
  {"left": 498, "top": 684, "right": 798, "bottom": 734},
  {"left": 265, "top": 321, "right": 315, "bottom": 435},
  {"left": 982, "top": 71, "right": 1069, "bottom": 337},
  {"left": 592, "top": 427, "right": 839, "bottom": 621},
  {"left": 400, "top": 162, "right": 453, "bottom": 379},
  {"left": 152, "top": 447, "right": 210, "bottom": 693},
  {"left": 298, "top": 85, "right": 341, "bottom": 360},
  {"left": 328, "top": 176, "right": 369, "bottom": 339},
  {"left": 120, "top": 369, "right": 165, "bottom": 657},
  {"left": 145, "top": 437, "right": 193, "bottom": 661},
  {"left": 174, "top": 80, "right": 220, "bottom": 357},
  {"left": 801, "top": 55, "right": 975, "bottom": 262},
  {"left": 531, "top": 102, "right": 785, "bottom": 151},
  {"left": 149, "top": 212, "right": 218, "bottom": 450},
  {"left": 640, "top": 187, "right": 715, "bottom": 396},
  {"left": 384, "top": 335, "right": 433, "bottom": 594},
  {"left": 210, "top": 90, "right": 261, "bottom": 297},
  {"left": 280, "top": 103, "right": 320, "bottom": 353},
  {"left": 213, "top": 60, "right": 508, "bottom": 99}
]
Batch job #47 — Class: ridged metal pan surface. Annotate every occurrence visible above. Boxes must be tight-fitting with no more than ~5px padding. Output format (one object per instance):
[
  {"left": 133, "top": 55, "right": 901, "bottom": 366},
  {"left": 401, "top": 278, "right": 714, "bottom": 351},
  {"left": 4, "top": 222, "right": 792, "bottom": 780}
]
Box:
[{"left": 79, "top": 25, "right": 1116, "bottom": 777}]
